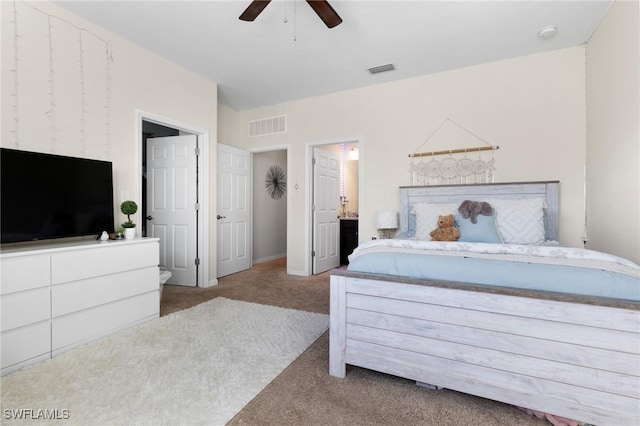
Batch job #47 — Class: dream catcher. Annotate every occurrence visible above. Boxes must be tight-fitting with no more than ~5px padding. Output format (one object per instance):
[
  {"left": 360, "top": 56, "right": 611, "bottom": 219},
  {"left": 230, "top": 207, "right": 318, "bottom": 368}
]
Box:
[
  {"left": 265, "top": 165, "right": 286, "bottom": 199},
  {"left": 409, "top": 118, "right": 498, "bottom": 186}
]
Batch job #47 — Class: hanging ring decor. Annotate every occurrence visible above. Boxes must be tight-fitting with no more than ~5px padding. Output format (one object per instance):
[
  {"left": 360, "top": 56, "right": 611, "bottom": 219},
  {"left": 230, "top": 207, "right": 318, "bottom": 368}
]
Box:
[
  {"left": 265, "top": 165, "right": 286, "bottom": 199},
  {"left": 408, "top": 118, "right": 499, "bottom": 185}
]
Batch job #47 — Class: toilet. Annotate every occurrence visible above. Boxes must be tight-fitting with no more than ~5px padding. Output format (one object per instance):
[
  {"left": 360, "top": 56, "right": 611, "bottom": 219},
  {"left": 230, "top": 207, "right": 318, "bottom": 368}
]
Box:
[{"left": 159, "top": 267, "right": 172, "bottom": 299}]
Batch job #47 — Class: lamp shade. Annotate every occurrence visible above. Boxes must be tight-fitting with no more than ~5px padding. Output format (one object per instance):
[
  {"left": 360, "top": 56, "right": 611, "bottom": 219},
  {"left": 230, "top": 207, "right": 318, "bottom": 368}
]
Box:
[{"left": 376, "top": 210, "right": 398, "bottom": 229}]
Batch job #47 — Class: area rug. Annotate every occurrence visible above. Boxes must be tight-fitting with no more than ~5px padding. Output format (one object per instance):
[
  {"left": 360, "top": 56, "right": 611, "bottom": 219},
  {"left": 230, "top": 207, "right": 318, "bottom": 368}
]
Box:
[{"left": 0, "top": 298, "right": 329, "bottom": 425}]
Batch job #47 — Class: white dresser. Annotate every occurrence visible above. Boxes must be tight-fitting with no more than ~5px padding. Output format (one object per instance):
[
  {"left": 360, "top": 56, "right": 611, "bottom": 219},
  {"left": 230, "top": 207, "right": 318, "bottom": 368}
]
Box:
[{"left": 1, "top": 238, "right": 160, "bottom": 375}]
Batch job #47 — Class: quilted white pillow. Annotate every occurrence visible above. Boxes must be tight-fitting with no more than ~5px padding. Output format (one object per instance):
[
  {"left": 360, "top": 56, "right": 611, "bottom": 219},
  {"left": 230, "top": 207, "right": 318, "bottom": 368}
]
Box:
[
  {"left": 412, "top": 202, "right": 460, "bottom": 240},
  {"left": 487, "top": 198, "right": 546, "bottom": 245}
]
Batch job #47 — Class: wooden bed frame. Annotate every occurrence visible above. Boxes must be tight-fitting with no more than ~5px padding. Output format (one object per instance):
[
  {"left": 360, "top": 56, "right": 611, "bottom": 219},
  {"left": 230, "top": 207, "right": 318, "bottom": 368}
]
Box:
[{"left": 329, "top": 181, "right": 639, "bottom": 425}]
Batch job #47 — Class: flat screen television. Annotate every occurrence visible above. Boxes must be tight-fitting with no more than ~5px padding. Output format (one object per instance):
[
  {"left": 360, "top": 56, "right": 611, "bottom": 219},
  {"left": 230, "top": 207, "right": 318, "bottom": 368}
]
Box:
[{"left": 1, "top": 148, "right": 115, "bottom": 243}]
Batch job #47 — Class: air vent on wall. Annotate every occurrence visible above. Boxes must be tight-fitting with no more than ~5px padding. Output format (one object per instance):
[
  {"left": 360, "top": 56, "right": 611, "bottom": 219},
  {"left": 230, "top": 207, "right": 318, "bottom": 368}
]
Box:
[
  {"left": 248, "top": 115, "right": 287, "bottom": 137},
  {"left": 368, "top": 63, "right": 395, "bottom": 74}
]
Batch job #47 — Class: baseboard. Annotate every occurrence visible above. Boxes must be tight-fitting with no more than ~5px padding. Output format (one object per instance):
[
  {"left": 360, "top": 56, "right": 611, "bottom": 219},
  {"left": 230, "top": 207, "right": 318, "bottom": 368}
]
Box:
[
  {"left": 253, "top": 253, "right": 286, "bottom": 264},
  {"left": 203, "top": 278, "right": 219, "bottom": 288}
]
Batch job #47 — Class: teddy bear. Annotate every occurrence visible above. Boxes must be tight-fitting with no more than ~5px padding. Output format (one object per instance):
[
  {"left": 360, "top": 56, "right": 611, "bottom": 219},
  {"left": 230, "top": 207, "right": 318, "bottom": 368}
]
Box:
[
  {"left": 429, "top": 214, "right": 460, "bottom": 241},
  {"left": 458, "top": 200, "right": 493, "bottom": 224}
]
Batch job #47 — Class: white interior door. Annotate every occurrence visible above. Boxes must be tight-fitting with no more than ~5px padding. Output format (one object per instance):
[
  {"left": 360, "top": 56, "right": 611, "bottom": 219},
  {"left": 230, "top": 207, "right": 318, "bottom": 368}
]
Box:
[
  {"left": 146, "top": 135, "right": 198, "bottom": 286},
  {"left": 217, "top": 144, "right": 252, "bottom": 277},
  {"left": 312, "top": 147, "right": 340, "bottom": 274}
]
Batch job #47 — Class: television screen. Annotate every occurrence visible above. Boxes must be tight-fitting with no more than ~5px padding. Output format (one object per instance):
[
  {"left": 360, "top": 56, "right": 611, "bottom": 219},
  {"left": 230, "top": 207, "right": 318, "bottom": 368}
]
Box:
[{"left": 1, "top": 148, "right": 115, "bottom": 243}]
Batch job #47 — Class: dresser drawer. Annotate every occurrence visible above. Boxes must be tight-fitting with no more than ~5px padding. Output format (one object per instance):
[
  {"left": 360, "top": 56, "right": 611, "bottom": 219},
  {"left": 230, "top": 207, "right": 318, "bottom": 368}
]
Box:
[
  {"left": 1, "top": 287, "right": 51, "bottom": 332},
  {"left": 0, "top": 255, "right": 50, "bottom": 295},
  {"left": 51, "top": 241, "right": 159, "bottom": 284},
  {"left": 1, "top": 322, "right": 50, "bottom": 370},
  {"left": 52, "top": 267, "right": 159, "bottom": 317},
  {"left": 52, "top": 292, "right": 159, "bottom": 352}
]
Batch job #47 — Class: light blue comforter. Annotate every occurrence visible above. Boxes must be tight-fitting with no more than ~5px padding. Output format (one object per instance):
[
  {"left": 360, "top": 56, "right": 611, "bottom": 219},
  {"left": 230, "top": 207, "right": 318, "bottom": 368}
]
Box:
[{"left": 347, "top": 240, "right": 640, "bottom": 301}]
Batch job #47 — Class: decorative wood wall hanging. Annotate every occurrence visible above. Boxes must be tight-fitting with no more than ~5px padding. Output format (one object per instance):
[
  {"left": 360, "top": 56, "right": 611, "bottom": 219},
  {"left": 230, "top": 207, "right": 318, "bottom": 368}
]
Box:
[
  {"left": 265, "top": 165, "right": 286, "bottom": 199},
  {"left": 409, "top": 118, "right": 499, "bottom": 186}
]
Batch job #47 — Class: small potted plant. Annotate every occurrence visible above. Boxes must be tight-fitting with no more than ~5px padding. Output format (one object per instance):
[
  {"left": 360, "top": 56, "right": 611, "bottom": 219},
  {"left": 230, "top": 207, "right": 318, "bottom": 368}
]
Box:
[
  {"left": 120, "top": 200, "right": 138, "bottom": 240},
  {"left": 115, "top": 226, "right": 125, "bottom": 240}
]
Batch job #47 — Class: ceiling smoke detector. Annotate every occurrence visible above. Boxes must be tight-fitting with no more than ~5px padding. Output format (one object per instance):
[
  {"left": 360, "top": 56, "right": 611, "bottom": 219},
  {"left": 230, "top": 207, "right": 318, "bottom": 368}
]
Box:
[
  {"left": 537, "top": 25, "right": 558, "bottom": 40},
  {"left": 368, "top": 64, "right": 395, "bottom": 74}
]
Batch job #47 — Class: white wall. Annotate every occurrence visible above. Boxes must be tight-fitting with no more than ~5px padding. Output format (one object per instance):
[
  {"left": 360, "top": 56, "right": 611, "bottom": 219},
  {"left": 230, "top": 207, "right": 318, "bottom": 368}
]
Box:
[
  {"left": 253, "top": 150, "right": 287, "bottom": 263},
  {"left": 218, "top": 104, "right": 241, "bottom": 146},
  {"left": 1, "top": 1, "right": 220, "bottom": 281},
  {"left": 220, "top": 47, "right": 588, "bottom": 275},
  {"left": 344, "top": 159, "right": 359, "bottom": 215},
  {"left": 586, "top": 0, "right": 640, "bottom": 265}
]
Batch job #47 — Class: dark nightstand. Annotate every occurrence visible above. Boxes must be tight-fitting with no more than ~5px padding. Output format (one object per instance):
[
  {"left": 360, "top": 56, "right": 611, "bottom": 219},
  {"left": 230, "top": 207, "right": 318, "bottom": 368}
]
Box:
[{"left": 340, "top": 218, "right": 359, "bottom": 265}]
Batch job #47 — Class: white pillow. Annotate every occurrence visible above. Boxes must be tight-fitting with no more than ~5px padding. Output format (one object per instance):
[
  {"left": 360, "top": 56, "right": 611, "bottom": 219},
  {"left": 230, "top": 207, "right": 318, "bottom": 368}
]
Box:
[
  {"left": 487, "top": 198, "right": 546, "bottom": 245},
  {"left": 412, "top": 202, "right": 460, "bottom": 240}
]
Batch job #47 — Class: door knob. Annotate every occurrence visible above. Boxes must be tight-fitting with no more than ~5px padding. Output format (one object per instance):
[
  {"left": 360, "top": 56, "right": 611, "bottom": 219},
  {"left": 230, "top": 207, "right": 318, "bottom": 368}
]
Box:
[
  {"left": 217, "top": 215, "right": 226, "bottom": 220},
  {"left": 146, "top": 215, "right": 153, "bottom": 221}
]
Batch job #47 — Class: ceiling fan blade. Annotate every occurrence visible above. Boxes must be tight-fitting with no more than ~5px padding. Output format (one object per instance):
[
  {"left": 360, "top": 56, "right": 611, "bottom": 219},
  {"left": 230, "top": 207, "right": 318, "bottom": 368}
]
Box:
[
  {"left": 239, "top": 0, "right": 271, "bottom": 22},
  {"left": 306, "top": 0, "right": 342, "bottom": 28}
]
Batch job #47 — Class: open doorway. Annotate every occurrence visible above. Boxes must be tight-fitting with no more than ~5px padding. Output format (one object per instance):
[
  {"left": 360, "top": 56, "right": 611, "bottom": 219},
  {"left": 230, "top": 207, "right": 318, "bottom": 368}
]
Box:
[
  {"left": 309, "top": 139, "right": 360, "bottom": 275},
  {"left": 137, "top": 112, "right": 210, "bottom": 288},
  {"left": 216, "top": 145, "right": 290, "bottom": 278},
  {"left": 253, "top": 150, "right": 287, "bottom": 265}
]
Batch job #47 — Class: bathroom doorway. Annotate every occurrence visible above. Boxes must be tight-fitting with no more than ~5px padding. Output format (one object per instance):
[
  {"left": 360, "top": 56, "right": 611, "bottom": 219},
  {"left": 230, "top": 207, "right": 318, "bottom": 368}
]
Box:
[{"left": 309, "top": 140, "right": 360, "bottom": 274}]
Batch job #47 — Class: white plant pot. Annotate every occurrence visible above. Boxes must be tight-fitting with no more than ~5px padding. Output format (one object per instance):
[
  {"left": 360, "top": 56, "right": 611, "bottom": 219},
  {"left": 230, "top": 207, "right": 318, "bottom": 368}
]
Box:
[{"left": 124, "top": 228, "right": 136, "bottom": 240}]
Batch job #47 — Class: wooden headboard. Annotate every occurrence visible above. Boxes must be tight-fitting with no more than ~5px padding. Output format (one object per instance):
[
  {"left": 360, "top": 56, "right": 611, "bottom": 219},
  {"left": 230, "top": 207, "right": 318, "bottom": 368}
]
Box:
[{"left": 399, "top": 181, "right": 559, "bottom": 241}]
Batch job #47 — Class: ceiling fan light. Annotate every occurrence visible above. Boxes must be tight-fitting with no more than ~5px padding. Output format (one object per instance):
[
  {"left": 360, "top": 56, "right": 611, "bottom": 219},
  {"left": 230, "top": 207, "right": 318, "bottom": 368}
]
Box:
[{"left": 368, "top": 64, "right": 395, "bottom": 74}]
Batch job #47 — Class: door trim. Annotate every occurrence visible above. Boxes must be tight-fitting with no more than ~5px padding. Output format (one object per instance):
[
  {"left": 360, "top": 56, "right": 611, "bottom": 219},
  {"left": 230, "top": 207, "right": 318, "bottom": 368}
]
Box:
[
  {"left": 135, "top": 110, "right": 213, "bottom": 287},
  {"left": 305, "top": 136, "right": 363, "bottom": 276}
]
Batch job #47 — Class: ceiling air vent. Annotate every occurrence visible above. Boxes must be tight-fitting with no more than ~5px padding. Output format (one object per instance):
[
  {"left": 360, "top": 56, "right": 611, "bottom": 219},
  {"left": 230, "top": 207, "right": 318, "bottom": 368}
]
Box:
[
  {"left": 368, "top": 63, "right": 395, "bottom": 74},
  {"left": 248, "top": 115, "right": 287, "bottom": 138}
]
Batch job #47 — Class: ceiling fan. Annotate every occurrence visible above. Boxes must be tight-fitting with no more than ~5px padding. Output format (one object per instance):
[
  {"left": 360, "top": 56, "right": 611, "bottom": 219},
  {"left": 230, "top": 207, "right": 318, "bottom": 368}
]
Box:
[{"left": 239, "top": 0, "right": 343, "bottom": 29}]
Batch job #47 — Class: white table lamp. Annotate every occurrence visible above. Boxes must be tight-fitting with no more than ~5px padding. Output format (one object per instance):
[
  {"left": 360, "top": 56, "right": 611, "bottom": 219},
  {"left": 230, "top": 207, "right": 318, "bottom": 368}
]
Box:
[{"left": 376, "top": 210, "right": 398, "bottom": 239}]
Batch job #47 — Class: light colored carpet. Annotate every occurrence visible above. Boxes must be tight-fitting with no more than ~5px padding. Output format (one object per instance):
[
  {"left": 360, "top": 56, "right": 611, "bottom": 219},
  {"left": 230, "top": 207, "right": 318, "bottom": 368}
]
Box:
[{"left": 0, "top": 297, "right": 329, "bottom": 425}]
